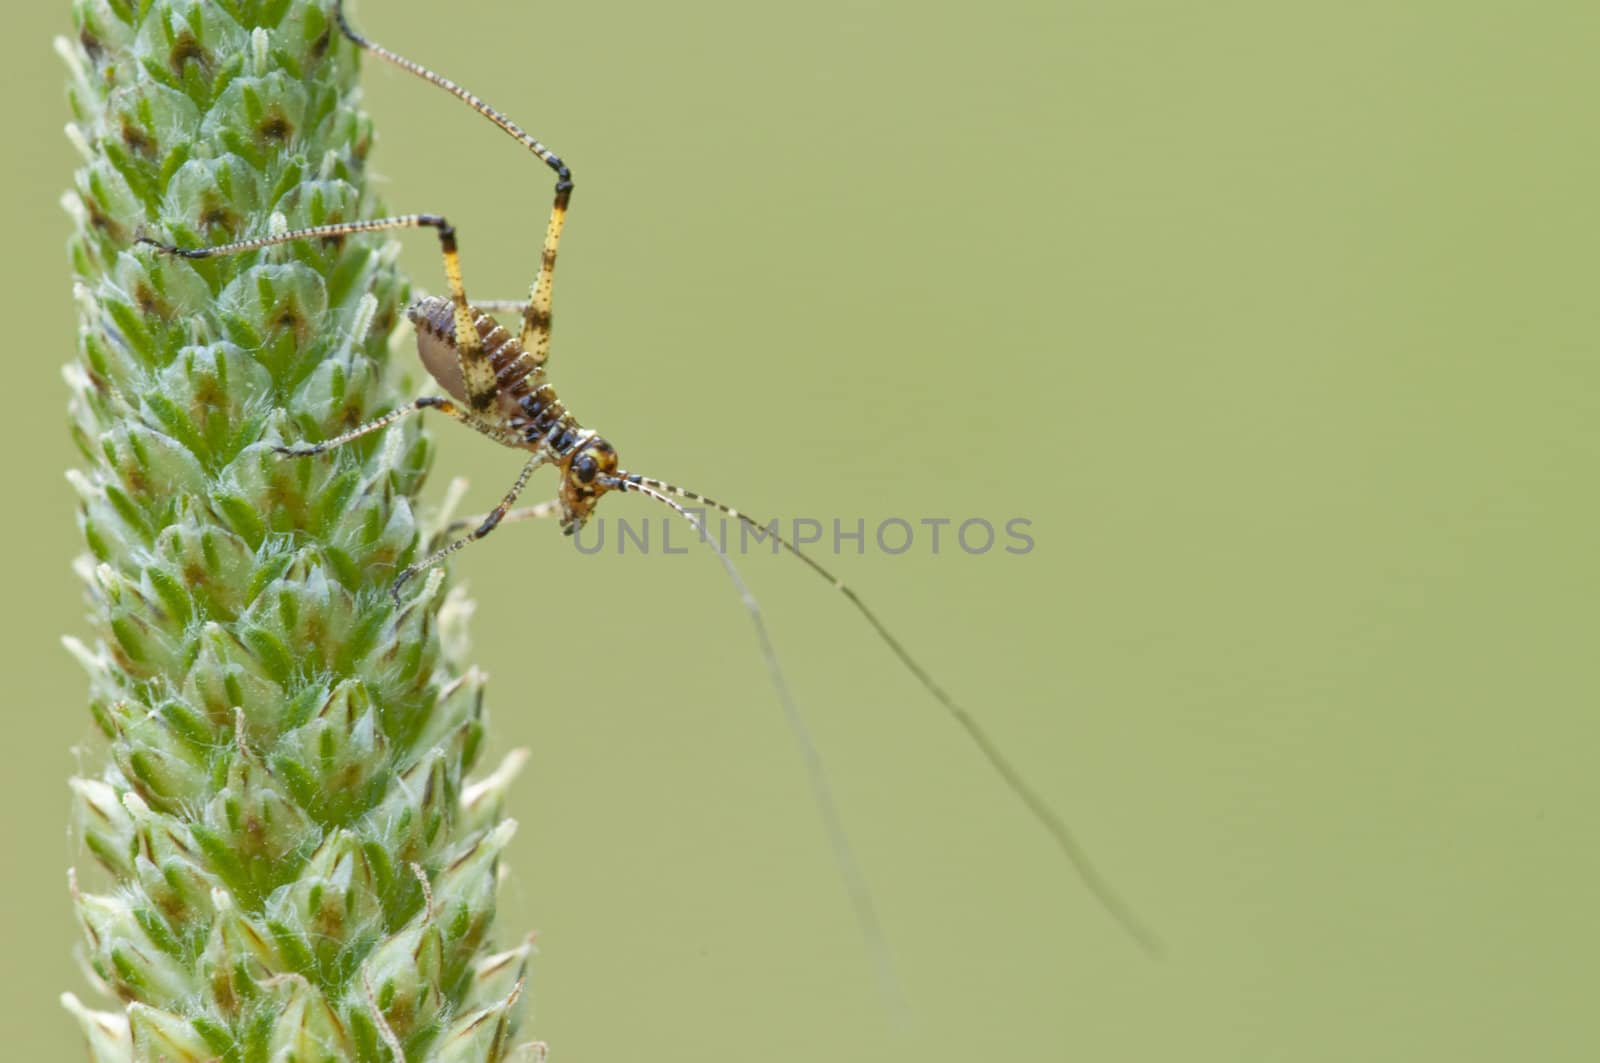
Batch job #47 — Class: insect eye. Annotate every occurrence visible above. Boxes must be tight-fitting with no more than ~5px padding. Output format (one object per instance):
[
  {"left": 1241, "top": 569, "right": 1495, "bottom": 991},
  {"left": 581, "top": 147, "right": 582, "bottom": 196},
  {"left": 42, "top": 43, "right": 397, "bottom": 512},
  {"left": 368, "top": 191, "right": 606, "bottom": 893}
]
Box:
[{"left": 573, "top": 453, "right": 598, "bottom": 483}]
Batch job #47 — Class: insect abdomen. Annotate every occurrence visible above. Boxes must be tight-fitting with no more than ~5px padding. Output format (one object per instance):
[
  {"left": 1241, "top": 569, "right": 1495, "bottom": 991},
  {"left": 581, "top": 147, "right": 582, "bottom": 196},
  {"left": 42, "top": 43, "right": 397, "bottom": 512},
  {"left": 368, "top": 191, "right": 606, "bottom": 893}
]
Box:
[
  {"left": 408, "top": 296, "right": 539, "bottom": 402},
  {"left": 407, "top": 295, "right": 586, "bottom": 455}
]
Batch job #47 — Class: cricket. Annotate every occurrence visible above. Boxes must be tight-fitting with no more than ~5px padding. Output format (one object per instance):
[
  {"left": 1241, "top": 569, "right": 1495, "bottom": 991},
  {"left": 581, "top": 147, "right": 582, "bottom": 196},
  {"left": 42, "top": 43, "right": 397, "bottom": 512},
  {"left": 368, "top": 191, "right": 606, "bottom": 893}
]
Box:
[{"left": 138, "top": 0, "right": 1157, "bottom": 962}]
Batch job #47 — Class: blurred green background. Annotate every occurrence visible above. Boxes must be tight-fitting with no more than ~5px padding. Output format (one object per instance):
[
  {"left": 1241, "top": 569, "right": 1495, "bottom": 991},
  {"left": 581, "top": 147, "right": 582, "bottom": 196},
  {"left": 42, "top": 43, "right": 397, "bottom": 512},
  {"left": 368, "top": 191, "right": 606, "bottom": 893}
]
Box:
[{"left": 6, "top": 0, "right": 1598, "bottom": 1059}]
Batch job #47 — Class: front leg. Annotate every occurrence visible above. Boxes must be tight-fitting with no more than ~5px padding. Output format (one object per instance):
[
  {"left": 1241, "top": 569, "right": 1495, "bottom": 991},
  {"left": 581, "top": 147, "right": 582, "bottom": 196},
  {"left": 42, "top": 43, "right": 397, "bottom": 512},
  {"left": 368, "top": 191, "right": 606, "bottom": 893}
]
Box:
[
  {"left": 442, "top": 498, "right": 562, "bottom": 537},
  {"left": 391, "top": 453, "right": 550, "bottom": 602},
  {"left": 275, "top": 395, "right": 524, "bottom": 457}
]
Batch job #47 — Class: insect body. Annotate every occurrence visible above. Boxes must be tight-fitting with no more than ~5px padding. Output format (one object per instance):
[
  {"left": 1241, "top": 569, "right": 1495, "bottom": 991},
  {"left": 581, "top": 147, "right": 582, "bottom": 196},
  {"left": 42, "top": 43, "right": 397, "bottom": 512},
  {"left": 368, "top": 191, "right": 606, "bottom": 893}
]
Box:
[
  {"left": 140, "top": 0, "right": 1157, "bottom": 961},
  {"left": 408, "top": 297, "right": 620, "bottom": 537}
]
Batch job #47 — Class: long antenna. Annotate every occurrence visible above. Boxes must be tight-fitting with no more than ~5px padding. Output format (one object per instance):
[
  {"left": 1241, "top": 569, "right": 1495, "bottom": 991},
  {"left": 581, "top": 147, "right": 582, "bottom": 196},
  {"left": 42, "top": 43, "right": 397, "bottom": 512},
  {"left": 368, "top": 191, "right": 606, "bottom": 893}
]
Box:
[
  {"left": 616, "top": 473, "right": 1162, "bottom": 956},
  {"left": 609, "top": 476, "right": 905, "bottom": 1001}
]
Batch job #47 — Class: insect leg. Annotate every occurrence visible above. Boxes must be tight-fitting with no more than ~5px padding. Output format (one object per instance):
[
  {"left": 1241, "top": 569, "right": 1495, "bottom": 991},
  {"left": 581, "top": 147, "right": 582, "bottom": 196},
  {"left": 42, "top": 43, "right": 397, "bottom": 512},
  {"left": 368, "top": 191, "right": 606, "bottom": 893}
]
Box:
[
  {"left": 331, "top": 2, "right": 572, "bottom": 370},
  {"left": 443, "top": 498, "right": 562, "bottom": 537},
  {"left": 517, "top": 180, "right": 568, "bottom": 370},
  {"left": 391, "top": 452, "right": 549, "bottom": 600},
  {"left": 275, "top": 396, "right": 523, "bottom": 458},
  {"left": 138, "top": 213, "right": 498, "bottom": 413}
]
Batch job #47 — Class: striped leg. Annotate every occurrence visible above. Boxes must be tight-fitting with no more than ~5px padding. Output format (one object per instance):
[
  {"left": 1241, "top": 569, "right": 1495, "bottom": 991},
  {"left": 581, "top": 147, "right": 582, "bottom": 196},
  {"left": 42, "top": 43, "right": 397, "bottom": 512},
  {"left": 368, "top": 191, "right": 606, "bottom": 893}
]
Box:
[
  {"left": 444, "top": 498, "right": 562, "bottom": 537},
  {"left": 333, "top": 1, "right": 573, "bottom": 369},
  {"left": 391, "top": 453, "right": 549, "bottom": 600},
  {"left": 275, "top": 395, "right": 523, "bottom": 458},
  {"left": 137, "top": 213, "right": 498, "bottom": 412},
  {"left": 518, "top": 182, "right": 570, "bottom": 369}
]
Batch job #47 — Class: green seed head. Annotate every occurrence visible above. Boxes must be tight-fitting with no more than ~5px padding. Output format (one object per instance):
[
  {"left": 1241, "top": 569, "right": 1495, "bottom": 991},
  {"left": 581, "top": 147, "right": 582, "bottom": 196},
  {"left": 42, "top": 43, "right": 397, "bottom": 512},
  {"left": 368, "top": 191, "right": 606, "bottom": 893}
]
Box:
[{"left": 62, "top": 2, "right": 536, "bottom": 1058}]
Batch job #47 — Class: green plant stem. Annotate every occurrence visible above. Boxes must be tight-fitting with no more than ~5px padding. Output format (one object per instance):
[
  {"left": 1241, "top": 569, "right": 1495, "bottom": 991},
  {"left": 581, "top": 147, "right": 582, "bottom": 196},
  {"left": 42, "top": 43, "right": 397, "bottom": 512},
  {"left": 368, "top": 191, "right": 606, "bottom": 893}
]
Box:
[{"left": 60, "top": 2, "right": 536, "bottom": 1059}]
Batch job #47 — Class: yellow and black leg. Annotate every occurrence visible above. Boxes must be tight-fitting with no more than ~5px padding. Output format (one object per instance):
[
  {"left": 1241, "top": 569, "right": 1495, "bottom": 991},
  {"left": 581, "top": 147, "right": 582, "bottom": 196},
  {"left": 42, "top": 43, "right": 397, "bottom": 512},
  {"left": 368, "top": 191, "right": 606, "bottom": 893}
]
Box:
[
  {"left": 518, "top": 178, "right": 570, "bottom": 369},
  {"left": 331, "top": 0, "right": 574, "bottom": 370}
]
